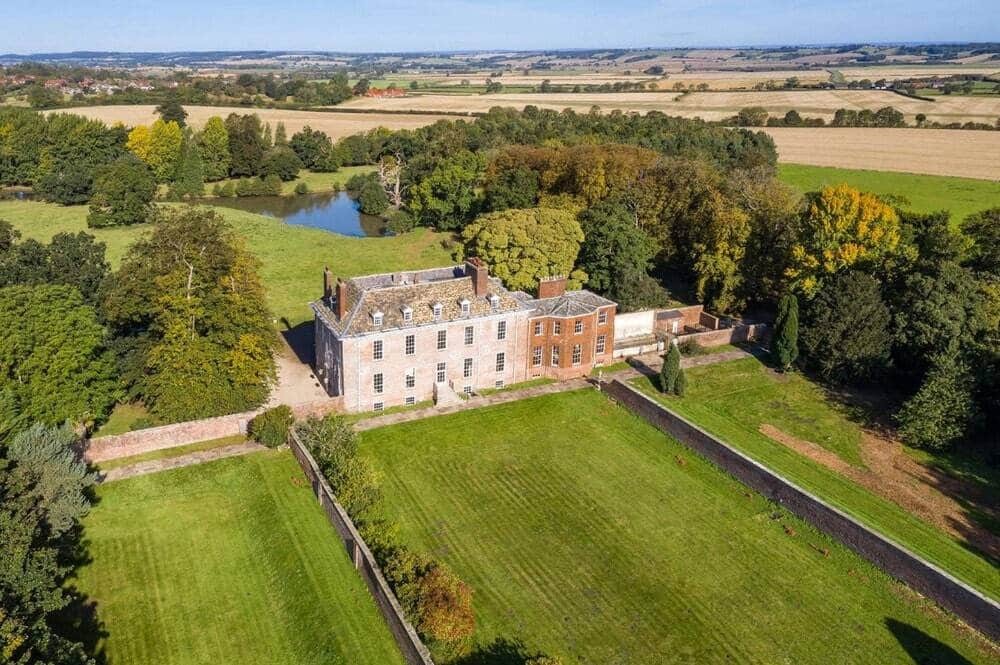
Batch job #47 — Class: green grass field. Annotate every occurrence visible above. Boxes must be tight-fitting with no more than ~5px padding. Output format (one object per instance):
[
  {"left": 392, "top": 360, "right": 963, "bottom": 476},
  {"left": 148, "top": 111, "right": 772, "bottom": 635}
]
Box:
[
  {"left": 95, "top": 434, "right": 247, "bottom": 471},
  {"left": 202, "top": 166, "right": 374, "bottom": 196},
  {"left": 74, "top": 450, "right": 404, "bottom": 665},
  {"left": 631, "top": 357, "right": 1000, "bottom": 600},
  {"left": 0, "top": 200, "right": 454, "bottom": 325},
  {"left": 360, "top": 390, "right": 994, "bottom": 664},
  {"left": 778, "top": 163, "right": 1000, "bottom": 225}
]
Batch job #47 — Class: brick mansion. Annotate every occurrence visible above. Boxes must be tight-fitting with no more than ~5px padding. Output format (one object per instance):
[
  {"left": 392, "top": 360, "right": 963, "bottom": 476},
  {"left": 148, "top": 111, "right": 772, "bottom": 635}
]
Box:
[{"left": 312, "top": 259, "right": 617, "bottom": 413}]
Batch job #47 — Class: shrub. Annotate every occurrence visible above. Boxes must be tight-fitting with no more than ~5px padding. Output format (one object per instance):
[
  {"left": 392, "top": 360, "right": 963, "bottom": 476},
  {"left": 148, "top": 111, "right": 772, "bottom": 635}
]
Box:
[
  {"left": 385, "top": 208, "right": 416, "bottom": 234},
  {"left": 262, "top": 173, "right": 283, "bottom": 195},
  {"left": 677, "top": 338, "right": 703, "bottom": 356},
  {"left": 260, "top": 146, "right": 303, "bottom": 182},
  {"left": 248, "top": 404, "right": 293, "bottom": 447},
  {"left": 294, "top": 181, "right": 309, "bottom": 195},
  {"left": 406, "top": 563, "right": 475, "bottom": 646},
  {"left": 357, "top": 178, "right": 389, "bottom": 215},
  {"left": 675, "top": 367, "right": 688, "bottom": 396},
  {"left": 217, "top": 181, "right": 235, "bottom": 197},
  {"left": 660, "top": 343, "right": 681, "bottom": 394}
]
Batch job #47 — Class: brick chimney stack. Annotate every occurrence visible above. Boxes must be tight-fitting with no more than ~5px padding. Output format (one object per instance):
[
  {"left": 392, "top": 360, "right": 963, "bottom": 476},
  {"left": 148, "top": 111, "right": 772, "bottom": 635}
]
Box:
[
  {"left": 466, "top": 257, "right": 489, "bottom": 297},
  {"left": 323, "top": 266, "right": 333, "bottom": 299},
  {"left": 538, "top": 276, "right": 567, "bottom": 299},
  {"left": 335, "top": 279, "right": 348, "bottom": 320}
]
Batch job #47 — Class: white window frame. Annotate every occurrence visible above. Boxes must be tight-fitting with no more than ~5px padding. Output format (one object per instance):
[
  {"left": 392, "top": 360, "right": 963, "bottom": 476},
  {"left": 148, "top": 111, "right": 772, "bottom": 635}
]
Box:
[
  {"left": 373, "top": 401, "right": 384, "bottom": 413},
  {"left": 596, "top": 334, "right": 606, "bottom": 354},
  {"left": 464, "top": 325, "right": 474, "bottom": 345},
  {"left": 572, "top": 344, "right": 582, "bottom": 366},
  {"left": 460, "top": 299, "right": 470, "bottom": 316},
  {"left": 404, "top": 396, "right": 416, "bottom": 406},
  {"left": 372, "top": 339, "right": 383, "bottom": 361},
  {"left": 437, "top": 329, "right": 447, "bottom": 350},
  {"left": 553, "top": 321, "right": 562, "bottom": 335},
  {"left": 497, "top": 320, "right": 507, "bottom": 340},
  {"left": 373, "top": 311, "right": 384, "bottom": 328},
  {"left": 551, "top": 346, "right": 560, "bottom": 367},
  {"left": 402, "top": 306, "right": 413, "bottom": 324},
  {"left": 574, "top": 320, "right": 583, "bottom": 335},
  {"left": 496, "top": 352, "right": 505, "bottom": 373},
  {"left": 598, "top": 310, "right": 608, "bottom": 325},
  {"left": 532, "top": 346, "right": 542, "bottom": 367},
  {"left": 405, "top": 368, "right": 415, "bottom": 389},
  {"left": 405, "top": 334, "right": 415, "bottom": 356},
  {"left": 463, "top": 385, "right": 473, "bottom": 395},
  {"left": 494, "top": 379, "right": 504, "bottom": 390},
  {"left": 533, "top": 321, "right": 543, "bottom": 336},
  {"left": 436, "top": 362, "right": 447, "bottom": 384},
  {"left": 373, "top": 372, "right": 384, "bottom": 394},
  {"left": 432, "top": 303, "right": 443, "bottom": 320},
  {"left": 463, "top": 357, "right": 473, "bottom": 379}
]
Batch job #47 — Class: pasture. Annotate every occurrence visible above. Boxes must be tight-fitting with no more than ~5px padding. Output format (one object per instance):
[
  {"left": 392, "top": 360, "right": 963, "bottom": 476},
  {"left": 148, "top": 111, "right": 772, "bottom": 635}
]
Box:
[
  {"left": 74, "top": 450, "right": 404, "bottom": 665},
  {"left": 50, "top": 104, "right": 459, "bottom": 139},
  {"left": 631, "top": 357, "right": 1000, "bottom": 600},
  {"left": 0, "top": 200, "right": 454, "bottom": 326},
  {"left": 778, "top": 164, "right": 1000, "bottom": 223},
  {"left": 764, "top": 127, "right": 1000, "bottom": 179},
  {"left": 360, "top": 389, "right": 995, "bottom": 664}
]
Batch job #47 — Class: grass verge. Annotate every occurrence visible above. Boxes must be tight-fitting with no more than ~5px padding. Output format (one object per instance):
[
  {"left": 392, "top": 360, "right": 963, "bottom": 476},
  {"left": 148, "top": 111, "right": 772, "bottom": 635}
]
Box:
[{"left": 95, "top": 434, "right": 248, "bottom": 472}]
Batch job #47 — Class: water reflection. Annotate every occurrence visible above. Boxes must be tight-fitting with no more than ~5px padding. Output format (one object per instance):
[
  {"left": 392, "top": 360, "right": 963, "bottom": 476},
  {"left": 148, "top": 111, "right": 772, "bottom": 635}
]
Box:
[{"left": 207, "top": 191, "right": 387, "bottom": 237}]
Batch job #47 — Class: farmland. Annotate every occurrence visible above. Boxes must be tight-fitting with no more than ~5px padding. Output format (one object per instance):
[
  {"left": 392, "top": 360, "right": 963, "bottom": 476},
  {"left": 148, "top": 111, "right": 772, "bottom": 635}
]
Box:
[
  {"left": 630, "top": 357, "right": 1000, "bottom": 600},
  {"left": 74, "top": 450, "right": 404, "bottom": 665},
  {"left": 360, "top": 389, "right": 995, "bottom": 664},
  {"left": 0, "top": 200, "right": 454, "bottom": 325},
  {"left": 778, "top": 164, "right": 1000, "bottom": 223},
  {"left": 339, "top": 88, "right": 1000, "bottom": 124},
  {"left": 765, "top": 127, "right": 1000, "bottom": 179},
  {"left": 48, "top": 104, "right": 458, "bottom": 140}
]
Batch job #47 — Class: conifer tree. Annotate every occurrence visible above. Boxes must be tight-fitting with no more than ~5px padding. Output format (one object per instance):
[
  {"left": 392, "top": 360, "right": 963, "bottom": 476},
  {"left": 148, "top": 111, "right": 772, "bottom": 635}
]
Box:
[
  {"left": 661, "top": 342, "right": 681, "bottom": 394},
  {"left": 772, "top": 293, "right": 799, "bottom": 371}
]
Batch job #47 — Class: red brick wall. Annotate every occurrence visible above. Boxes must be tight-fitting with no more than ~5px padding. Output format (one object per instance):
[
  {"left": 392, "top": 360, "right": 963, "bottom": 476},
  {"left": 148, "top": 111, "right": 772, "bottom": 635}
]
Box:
[{"left": 525, "top": 306, "right": 615, "bottom": 379}]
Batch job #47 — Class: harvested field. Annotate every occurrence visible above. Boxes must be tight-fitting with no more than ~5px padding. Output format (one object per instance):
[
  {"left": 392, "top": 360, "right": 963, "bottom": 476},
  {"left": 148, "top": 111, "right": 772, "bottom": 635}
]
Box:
[
  {"left": 664, "top": 69, "right": 831, "bottom": 89},
  {"left": 50, "top": 104, "right": 458, "bottom": 139},
  {"left": 835, "top": 66, "right": 1000, "bottom": 81},
  {"left": 341, "top": 89, "right": 1000, "bottom": 124},
  {"left": 764, "top": 128, "right": 1000, "bottom": 180},
  {"left": 340, "top": 91, "right": 685, "bottom": 114}
]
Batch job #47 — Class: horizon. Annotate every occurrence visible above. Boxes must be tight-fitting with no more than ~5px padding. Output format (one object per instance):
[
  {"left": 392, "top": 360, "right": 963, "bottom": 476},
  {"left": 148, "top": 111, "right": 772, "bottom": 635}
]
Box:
[{"left": 4, "top": 0, "right": 998, "bottom": 54}]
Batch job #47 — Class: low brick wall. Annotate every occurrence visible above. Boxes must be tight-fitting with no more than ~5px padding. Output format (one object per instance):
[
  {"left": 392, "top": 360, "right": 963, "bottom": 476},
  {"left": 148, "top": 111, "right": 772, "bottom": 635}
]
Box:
[
  {"left": 675, "top": 323, "right": 767, "bottom": 348},
  {"left": 84, "top": 398, "right": 343, "bottom": 463},
  {"left": 601, "top": 379, "right": 1000, "bottom": 642},
  {"left": 287, "top": 431, "right": 434, "bottom": 665}
]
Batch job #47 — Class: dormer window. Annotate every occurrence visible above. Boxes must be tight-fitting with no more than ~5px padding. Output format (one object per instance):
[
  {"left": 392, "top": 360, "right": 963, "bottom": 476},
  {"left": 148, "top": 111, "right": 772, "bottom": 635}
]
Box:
[
  {"left": 401, "top": 306, "right": 413, "bottom": 324},
  {"left": 372, "top": 310, "right": 384, "bottom": 328},
  {"left": 489, "top": 294, "right": 500, "bottom": 310},
  {"left": 432, "top": 303, "right": 443, "bottom": 320},
  {"left": 460, "top": 299, "right": 470, "bottom": 316}
]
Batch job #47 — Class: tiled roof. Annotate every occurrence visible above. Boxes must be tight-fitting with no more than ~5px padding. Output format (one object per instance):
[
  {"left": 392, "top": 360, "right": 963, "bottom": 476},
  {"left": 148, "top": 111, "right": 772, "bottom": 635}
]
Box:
[
  {"left": 524, "top": 290, "right": 617, "bottom": 318},
  {"left": 313, "top": 266, "right": 526, "bottom": 337}
]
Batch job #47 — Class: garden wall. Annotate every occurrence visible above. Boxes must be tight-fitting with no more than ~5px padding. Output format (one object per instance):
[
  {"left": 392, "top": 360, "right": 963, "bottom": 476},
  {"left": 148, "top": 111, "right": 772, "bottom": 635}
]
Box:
[
  {"left": 84, "top": 398, "right": 343, "bottom": 463},
  {"left": 287, "top": 431, "right": 435, "bottom": 665},
  {"left": 675, "top": 323, "right": 767, "bottom": 347},
  {"left": 601, "top": 379, "right": 1000, "bottom": 642}
]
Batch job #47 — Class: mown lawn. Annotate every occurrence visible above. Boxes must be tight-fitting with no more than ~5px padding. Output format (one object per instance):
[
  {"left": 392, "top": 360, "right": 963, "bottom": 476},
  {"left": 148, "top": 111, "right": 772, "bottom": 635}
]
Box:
[
  {"left": 631, "top": 357, "right": 1000, "bottom": 600},
  {"left": 94, "top": 434, "right": 248, "bottom": 471},
  {"left": 778, "top": 163, "right": 1000, "bottom": 225},
  {"left": 0, "top": 199, "right": 454, "bottom": 325},
  {"left": 74, "top": 450, "right": 404, "bottom": 665},
  {"left": 360, "top": 390, "right": 994, "bottom": 664}
]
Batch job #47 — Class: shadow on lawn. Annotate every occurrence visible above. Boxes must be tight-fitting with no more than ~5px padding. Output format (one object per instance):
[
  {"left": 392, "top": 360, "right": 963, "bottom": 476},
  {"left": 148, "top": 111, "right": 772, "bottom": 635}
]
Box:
[
  {"left": 885, "top": 618, "right": 973, "bottom": 665},
  {"left": 451, "top": 637, "right": 551, "bottom": 665},
  {"left": 51, "top": 526, "right": 108, "bottom": 664},
  {"left": 279, "top": 319, "right": 315, "bottom": 365}
]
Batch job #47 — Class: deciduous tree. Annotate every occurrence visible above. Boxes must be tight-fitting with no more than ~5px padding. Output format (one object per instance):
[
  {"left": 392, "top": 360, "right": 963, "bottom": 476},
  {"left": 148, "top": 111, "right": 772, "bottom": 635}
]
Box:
[
  {"left": 461, "top": 208, "right": 586, "bottom": 292},
  {"left": 87, "top": 154, "right": 156, "bottom": 227},
  {"left": 197, "top": 116, "right": 231, "bottom": 181}
]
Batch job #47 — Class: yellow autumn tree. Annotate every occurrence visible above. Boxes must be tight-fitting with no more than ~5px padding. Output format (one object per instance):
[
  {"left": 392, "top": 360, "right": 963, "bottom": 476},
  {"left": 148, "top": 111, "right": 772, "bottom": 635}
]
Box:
[
  {"left": 127, "top": 119, "right": 183, "bottom": 182},
  {"left": 787, "top": 184, "right": 900, "bottom": 295}
]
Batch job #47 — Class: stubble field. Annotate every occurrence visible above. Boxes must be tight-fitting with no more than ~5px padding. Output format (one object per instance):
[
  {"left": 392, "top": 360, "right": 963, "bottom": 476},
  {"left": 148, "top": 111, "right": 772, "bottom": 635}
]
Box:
[{"left": 48, "top": 104, "right": 458, "bottom": 140}]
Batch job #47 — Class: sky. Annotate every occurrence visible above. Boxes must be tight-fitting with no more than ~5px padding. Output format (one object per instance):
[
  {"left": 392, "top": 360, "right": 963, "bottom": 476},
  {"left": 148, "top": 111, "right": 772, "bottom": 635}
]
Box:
[{"left": 2, "top": 0, "right": 998, "bottom": 54}]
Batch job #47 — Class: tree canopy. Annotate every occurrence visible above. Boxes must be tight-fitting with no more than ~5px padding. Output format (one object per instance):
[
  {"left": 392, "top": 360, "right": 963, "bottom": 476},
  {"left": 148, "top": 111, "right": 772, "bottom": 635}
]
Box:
[{"left": 461, "top": 208, "right": 586, "bottom": 293}]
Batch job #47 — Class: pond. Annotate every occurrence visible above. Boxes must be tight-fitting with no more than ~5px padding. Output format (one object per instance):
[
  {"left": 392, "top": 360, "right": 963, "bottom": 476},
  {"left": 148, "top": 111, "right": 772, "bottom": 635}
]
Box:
[{"left": 207, "top": 191, "right": 387, "bottom": 237}]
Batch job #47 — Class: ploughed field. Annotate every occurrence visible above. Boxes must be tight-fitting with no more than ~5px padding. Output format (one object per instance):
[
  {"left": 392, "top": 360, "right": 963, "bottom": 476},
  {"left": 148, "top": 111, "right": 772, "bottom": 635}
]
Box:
[
  {"left": 73, "top": 450, "right": 404, "bottom": 665},
  {"left": 360, "top": 389, "right": 995, "bottom": 664}
]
